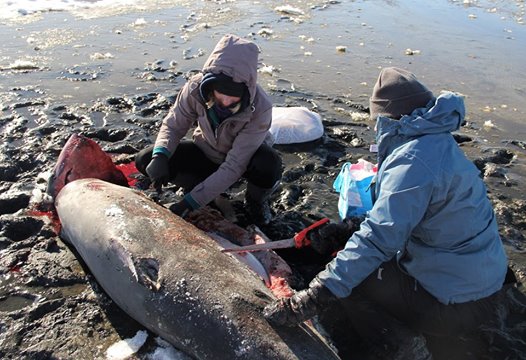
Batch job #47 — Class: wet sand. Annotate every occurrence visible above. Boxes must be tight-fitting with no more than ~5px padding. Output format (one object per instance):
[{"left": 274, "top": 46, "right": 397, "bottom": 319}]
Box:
[{"left": 1, "top": 1, "right": 526, "bottom": 359}]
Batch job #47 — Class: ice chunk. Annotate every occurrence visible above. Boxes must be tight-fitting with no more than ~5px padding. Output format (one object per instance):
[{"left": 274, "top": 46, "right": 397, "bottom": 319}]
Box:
[{"left": 106, "top": 330, "right": 148, "bottom": 360}]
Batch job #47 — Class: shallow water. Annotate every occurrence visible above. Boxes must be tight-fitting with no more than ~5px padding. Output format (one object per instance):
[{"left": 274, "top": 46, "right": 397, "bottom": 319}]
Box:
[
  {"left": 1, "top": 0, "right": 525, "bottom": 126},
  {"left": 1, "top": 0, "right": 525, "bottom": 142}
]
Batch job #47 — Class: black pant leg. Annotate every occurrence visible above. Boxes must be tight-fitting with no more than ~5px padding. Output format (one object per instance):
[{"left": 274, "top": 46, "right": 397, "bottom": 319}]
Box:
[
  {"left": 169, "top": 141, "right": 219, "bottom": 178},
  {"left": 243, "top": 143, "right": 282, "bottom": 188},
  {"left": 337, "top": 259, "right": 503, "bottom": 359},
  {"left": 136, "top": 142, "right": 282, "bottom": 193},
  {"left": 135, "top": 142, "right": 219, "bottom": 186}
]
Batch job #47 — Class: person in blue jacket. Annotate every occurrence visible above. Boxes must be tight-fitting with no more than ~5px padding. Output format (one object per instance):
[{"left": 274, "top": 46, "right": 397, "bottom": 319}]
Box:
[{"left": 264, "top": 67, "right": 510, "bottom": 359}]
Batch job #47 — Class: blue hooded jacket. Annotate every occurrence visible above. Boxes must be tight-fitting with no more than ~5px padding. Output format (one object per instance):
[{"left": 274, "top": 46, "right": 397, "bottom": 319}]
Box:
[{"left": 318, "top": 92, "right": 507, "bottom": 304}]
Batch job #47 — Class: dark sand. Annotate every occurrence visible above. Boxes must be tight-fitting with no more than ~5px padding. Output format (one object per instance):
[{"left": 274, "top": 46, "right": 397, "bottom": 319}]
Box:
[{"left": 1, "top": 1, "right": 525, "bottom": 359}]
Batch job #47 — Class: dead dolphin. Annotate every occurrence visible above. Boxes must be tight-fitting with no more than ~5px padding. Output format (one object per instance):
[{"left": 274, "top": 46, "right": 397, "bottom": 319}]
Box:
[
  {"left": 46, "top": 133, "right": 128, "bottom": 199},
  {"left": 48, "top": 134, "right": 337, "bottom": 359},
  {"left": 55, "top": 178, "right": 339, "bottom": 359}
]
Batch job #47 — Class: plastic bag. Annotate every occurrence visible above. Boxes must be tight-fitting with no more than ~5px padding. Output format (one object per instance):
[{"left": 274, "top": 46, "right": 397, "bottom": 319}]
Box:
[
  {"left": 333, "top": 159, "right": 377, "bottom": 220},
  {"left": 270, "top": 107, "right": 324, "bottom": 144}
]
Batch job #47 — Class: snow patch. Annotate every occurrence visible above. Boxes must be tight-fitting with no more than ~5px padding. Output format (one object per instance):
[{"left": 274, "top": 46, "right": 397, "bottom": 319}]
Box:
[{"left": 106, "top": 330, "right": 148, "bottom": 360}]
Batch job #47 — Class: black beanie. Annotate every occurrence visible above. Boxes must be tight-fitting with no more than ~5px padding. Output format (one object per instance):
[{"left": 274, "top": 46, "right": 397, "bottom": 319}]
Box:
[
  {"left": 200, "top": 72, "right": 246, "bottom": 98},
  {"left": 214, "top": 78, "right": 245, "bottom": 98},
  {"left": 369, "top": 67, "right": 434, "bottom": 120}
]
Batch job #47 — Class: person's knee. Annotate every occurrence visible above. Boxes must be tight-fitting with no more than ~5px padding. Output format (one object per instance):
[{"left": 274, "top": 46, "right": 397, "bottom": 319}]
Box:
[{"left": 246, "top": 145, "right": 282, "bottom": 187}]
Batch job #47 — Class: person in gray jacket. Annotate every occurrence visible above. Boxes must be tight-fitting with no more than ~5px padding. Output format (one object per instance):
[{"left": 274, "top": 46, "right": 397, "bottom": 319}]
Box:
[
  {"left": 135, "top": 34, "right": 282, "bottom": 226},
  {"left": 264, "top": 67, "right": 511, "bottom": 359}
]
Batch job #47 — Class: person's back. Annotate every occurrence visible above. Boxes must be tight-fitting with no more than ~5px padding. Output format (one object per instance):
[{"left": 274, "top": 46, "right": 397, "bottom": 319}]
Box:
[
  {"left": 386, "top": 118, "right": 506, "bottom": 304},
  {"left": 372, "top": 90, "right": 507, "bottom": 304},
  {"left": 263, "top": 67, "right": 510, "bottom": 360}
]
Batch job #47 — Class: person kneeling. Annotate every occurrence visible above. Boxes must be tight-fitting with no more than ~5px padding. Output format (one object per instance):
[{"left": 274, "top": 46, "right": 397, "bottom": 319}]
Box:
[
  {"left": 264, "top": 67, "right": 512, "bottom": 360},
  {"left": 135, "top": 34, "right": 282, "bottom": 226}
]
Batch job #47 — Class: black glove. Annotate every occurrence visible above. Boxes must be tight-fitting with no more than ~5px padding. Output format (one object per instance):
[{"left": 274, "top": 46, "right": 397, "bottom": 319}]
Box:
[
  {"left": 145, "top": 154, "right": 170, "bottom": 191},
  {"left": 263, "top": 277, "right": 336, "bottom": 327},
  {"left": 169, "top": 199, "right": 192, "bottom": 218},
  {"left": 308, "top": 216, "right": 363, "bottom": 256}
]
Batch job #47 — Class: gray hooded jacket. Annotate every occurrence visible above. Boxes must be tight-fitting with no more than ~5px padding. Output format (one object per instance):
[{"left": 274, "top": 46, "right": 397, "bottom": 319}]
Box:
[{"left": 153, "top": 34, "right": 273, "bottom": 208}]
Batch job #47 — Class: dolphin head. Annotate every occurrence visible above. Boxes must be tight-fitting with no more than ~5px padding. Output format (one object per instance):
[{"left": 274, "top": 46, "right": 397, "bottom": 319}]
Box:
[{"left": 47, "top": 133, "right": 129, "bottom": 199}]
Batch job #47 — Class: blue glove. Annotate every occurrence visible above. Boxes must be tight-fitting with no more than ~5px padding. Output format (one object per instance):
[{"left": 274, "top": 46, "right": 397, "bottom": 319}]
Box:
[{"left": 145, "top": 154, "right": 170, "bottom": 192}]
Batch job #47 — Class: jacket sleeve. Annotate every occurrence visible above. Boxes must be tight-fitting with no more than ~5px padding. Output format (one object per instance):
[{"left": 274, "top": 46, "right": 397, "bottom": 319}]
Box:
[
  {"left": 318, "top": 152, "right": 435, "bottom": 298},
  {"left": 187, "top": 106, "right": 272, "bottom": 208},
  {"left": 154, "top": 82, "right": 198, "bottom": 155}
]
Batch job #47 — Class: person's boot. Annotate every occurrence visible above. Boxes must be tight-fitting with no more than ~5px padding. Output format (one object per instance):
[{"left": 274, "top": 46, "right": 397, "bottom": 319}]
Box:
[{"left": 244, "top": 182, "right": 276, "bottom": 226}]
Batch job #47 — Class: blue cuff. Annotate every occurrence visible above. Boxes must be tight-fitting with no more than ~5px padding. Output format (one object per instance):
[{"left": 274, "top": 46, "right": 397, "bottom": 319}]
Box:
[
  {"left": 183, "top": 193, "right": 200, "bottom": 210},
  {"left": 152, "top": 147, "right": 171, "bottom": 158}
]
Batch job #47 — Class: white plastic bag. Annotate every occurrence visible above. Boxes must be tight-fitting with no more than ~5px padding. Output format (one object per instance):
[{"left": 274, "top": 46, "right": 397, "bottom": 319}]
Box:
[
  {"left": 333, "top": 159, "right": 377, "bottom": 220},
  {"left": 270, "top": 107, "right": 324, "bottom": 144}
]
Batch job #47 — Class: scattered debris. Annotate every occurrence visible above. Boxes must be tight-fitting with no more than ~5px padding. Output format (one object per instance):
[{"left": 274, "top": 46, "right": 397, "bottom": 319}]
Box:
[
  {"left": 405, "top": 48, "right": 421, "bottom": 55},
  {"left": 274, "top": 5, "right": 304, "bottom": 16},
  {"left": 90, "top": 52, "right": 114, "bottom": 60}
]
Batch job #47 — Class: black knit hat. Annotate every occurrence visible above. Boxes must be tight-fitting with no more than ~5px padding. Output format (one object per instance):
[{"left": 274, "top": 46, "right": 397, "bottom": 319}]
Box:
[
  {"left": 214, "top": 78, "right": 245, "bottom": 98},
  {"left": 369, "top": 67, "right": 434, "bottom": 120},
  {"left": 200, "top": 72, "right": 246, "bottom": 98}
]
